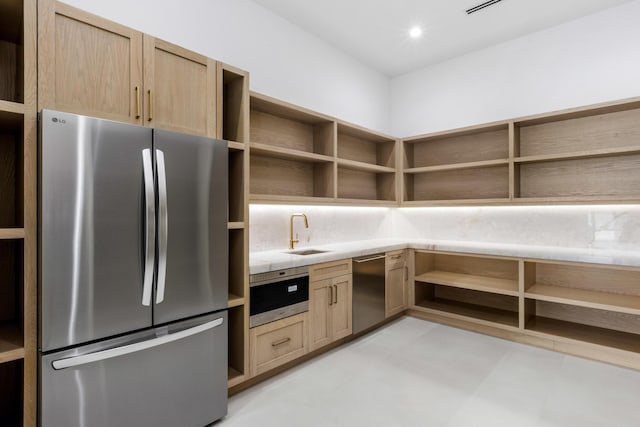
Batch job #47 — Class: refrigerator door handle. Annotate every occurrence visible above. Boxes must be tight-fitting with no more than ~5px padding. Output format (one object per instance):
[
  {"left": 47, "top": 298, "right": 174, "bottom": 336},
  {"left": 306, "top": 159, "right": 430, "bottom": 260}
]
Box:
[
  {"left": 51, "top": 317, "right": 224, "bottom": 370},
  {"left": 155, "top": 149, "right": 168, "bottom": 304},
  {"left": 141, "top": 149, "right": 156, "bottom": 307}
]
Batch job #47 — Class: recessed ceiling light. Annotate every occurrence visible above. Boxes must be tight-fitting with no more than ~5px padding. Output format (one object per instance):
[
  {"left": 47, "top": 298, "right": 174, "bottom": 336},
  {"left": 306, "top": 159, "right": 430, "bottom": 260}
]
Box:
[{"left": 409, "top": 26, "right": 423, "bottom": 38}]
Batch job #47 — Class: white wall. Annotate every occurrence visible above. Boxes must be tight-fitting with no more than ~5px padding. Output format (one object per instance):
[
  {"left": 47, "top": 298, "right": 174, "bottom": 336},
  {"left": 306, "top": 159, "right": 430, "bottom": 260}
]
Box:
[
  {"left": 390, "top": 0, "right": 640, "bottom": 137},
  {"left": 62, "top": 0, "right": 390, "bottom": 133}
]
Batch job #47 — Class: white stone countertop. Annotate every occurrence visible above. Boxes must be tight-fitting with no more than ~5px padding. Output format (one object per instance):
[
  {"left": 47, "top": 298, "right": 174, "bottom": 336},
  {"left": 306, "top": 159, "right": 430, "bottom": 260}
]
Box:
[{"left": 249, "top": 239, "right": 640, "bottom": 274}]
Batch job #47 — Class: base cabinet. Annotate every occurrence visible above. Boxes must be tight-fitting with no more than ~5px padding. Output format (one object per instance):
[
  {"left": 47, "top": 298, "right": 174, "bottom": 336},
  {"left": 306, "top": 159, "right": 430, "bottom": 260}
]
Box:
[
  {"left": 249, "top": 313, "right": 308, "bottom": 376},
  {"left": 309, "top": 260, "right": 353, "bottom": 352},
  {"left": 409, "top": 250, "right": 640, "bottom": 370},
  {"left": 385, "top": 250, "right": 407, "bottom": 317}
]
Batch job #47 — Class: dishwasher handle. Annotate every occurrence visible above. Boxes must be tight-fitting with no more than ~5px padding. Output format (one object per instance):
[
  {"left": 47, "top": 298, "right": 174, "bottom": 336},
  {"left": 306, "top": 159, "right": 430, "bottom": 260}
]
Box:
[{"left": 353, "top": 254, "right": 386, "bottom": 263}]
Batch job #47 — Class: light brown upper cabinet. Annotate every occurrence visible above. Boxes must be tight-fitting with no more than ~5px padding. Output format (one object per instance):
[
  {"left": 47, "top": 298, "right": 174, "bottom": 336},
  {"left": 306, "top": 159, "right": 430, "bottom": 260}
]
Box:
[
  {"left": 39, "top": 2, "right": 216, "bottom": 136},
  {"left": 143, "top": 36, "right": 216, "bottom": 136}
]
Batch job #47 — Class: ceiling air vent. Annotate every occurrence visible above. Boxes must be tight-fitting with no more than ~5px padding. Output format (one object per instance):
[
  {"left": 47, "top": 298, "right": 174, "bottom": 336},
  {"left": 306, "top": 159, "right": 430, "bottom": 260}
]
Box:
[{"left": 466, "top": 0, "right": 503, "bottom": 15}]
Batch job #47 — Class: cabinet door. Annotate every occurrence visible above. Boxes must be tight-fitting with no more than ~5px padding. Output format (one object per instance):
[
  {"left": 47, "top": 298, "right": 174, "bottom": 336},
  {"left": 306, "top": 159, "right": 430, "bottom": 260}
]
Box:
[
  {"left": 331, "top": 274, "right": 352, "bottom": 341},
  {"left": 385, "top": 264, "right": 407, "bottom": 317},
  {"left": 309, "top": 278, "right": 332, "bottom": 352},
  {"left": 143, "top": 36, "right": 216, "bottom": 136},
  {"left": 38, "top": 2, "right": 143, "bottom": 123}
]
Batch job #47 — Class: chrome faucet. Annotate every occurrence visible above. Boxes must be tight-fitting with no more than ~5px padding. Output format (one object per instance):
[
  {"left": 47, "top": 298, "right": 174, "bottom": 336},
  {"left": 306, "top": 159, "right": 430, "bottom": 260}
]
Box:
[{"left": 289, "top": 213, "right": 309, "bottom": 250}]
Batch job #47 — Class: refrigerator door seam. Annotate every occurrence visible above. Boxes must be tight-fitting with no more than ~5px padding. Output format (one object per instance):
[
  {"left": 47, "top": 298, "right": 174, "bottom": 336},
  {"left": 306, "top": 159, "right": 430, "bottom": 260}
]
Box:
[
  {"left": 141, "top": 148, "right": 156, "bottom": 307},
  {"left": 51, "top": 317, "right": 225, "bottom": 370},
  {"left": 155, "top": 149, "right": 168, "bottom": 304}
]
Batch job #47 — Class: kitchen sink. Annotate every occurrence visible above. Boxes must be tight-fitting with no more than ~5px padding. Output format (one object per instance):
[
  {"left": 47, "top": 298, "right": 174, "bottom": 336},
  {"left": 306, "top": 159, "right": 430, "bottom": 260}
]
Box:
[{"left": 286, "top": 249, "right": 329, "bottom": 256}]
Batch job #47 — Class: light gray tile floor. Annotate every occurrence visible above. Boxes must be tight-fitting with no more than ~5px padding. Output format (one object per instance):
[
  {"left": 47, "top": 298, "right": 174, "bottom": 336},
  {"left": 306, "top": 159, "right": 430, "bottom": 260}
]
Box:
[{"left": 218, "top": 317, "right": 640, "bottom": 427}]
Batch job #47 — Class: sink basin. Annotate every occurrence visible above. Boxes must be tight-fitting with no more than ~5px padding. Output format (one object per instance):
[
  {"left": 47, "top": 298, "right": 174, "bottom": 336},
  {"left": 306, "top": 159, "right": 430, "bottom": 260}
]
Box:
[{"left": 286, "top": 249, "right": 329, "bottom": 256}]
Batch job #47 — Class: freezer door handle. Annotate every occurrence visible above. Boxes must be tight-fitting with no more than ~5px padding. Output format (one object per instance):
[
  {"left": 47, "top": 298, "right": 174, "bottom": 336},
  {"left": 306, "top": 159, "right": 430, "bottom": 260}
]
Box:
[
  {"left": 51, "top": 317, "right": 224, "bottom": 370},
  {"left": 155, "top": 149, "right": 168, "bottom": 304},
  {"left": 141, "top": 149, "right": 156, "bottom": 306}
]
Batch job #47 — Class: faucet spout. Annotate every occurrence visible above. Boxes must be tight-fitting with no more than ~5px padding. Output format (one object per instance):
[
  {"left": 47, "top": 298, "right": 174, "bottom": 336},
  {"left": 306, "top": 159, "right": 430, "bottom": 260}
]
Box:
[{"left": 289, "top": 213, "right": 309, "bottom": 250}]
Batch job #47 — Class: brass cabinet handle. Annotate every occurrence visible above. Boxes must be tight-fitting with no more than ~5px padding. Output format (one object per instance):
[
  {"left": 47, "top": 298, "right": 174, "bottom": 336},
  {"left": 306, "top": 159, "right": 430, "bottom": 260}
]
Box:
[
  {"left": 271, "top": 337, "right": 291, "bottom": 347},
  {"left": 135, "top": 86, "right": 141, "bottom": 119},
  {"left": 148, "top": 89, "right": 153, "bottom": 122},
  {"left": 328, "top": 286, "right": 333, "bottom": 306},
  {"left": 333, "top": 284, "right": 338, "bottom": 304}
]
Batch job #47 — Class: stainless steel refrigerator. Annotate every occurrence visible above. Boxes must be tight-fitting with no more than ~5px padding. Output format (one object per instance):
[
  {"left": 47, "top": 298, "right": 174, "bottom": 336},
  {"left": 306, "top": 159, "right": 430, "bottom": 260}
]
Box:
[{"left": 39, "top": 110, "right": 229, "bottom": 427}]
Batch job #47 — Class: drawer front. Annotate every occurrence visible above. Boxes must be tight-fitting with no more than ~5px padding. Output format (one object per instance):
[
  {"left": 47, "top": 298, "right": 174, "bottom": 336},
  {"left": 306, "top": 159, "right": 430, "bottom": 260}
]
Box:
[
  {"left": 250, "top": 313, "right": 308, "bottom": 376},
  {"left": 386, "top": 250, "right": 405, "bottom": 271},
  {"left": 310, "top": 259, "right": 352, "bottom": 281}
]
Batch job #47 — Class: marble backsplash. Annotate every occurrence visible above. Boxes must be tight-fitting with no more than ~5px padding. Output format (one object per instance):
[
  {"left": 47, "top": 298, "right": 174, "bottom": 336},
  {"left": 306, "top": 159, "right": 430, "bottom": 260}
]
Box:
[
  {"left": 249, "top": 205, "right": 393, "bottom": 252},
  {"left": 393, "top": 205, "right": 640, "bottom": 251},
  {"left": 250, "top": 204, "right": 640, "bottom": 253}
]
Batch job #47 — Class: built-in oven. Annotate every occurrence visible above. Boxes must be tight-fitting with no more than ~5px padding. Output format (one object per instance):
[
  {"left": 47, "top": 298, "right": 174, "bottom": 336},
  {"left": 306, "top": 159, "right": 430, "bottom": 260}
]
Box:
[{"left": 249, "top": 266, "right": 309, "bottom": 328}]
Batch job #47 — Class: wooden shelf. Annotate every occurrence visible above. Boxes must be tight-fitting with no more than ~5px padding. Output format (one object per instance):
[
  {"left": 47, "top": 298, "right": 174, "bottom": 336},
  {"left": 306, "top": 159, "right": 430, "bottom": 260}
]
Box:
[
  {"left": 0, "top": 324, "right": 24, "bottom": 364},
  {"left": 228, "top": 366, "right": 245, "bottom": 388},
  {"left": 227, "top": 294, "right": 244, "bottom": 309},
  {"left": 515, "top": 146, "right": 640, "bottom": 164},
  {"left": 402, "top": 198, "right": 513, "bottom": 207},
  {"left": 228, "top": 141, "right": 245, "bottom": 151},
  {"left": 249, "top": 194, "right": 337, "bottom": 204},
  {"left": 415, "top": 271, "right": 518, "bottom": 297},
  {"left": 415, "top": 297, "right": 519, "bottom": 328},
  {"left": 404, "top": 165, "right": 509, "bottom": 202},
  {"left": 0, "top": 100, "right": 24, "bottom": 116},
  {"left": 227, "top": 222, "right": 244, "bottom": 230},
  {"left": 516, "top": 154, "right": 640, "bottom": 199},
  {"left": 336, "top": 158, "right": 395, "bottom": 173},
  {"left": 0, "top": 228, "right": 24, "bottom": 239},
  {"left": 526, "top": 284, "right": 640, "bottom": 316},
  {"left": 250, "top": 142, "right": 334, "bottom": 163},
  {"left": 405, "top": 158, "right": 509, "bottom": 174},
  {"left": 337, "top": 166, "right": 395, "bottom": 201},
  {"left": 526, "top": 316, "right": 640, "bottom": 353}
]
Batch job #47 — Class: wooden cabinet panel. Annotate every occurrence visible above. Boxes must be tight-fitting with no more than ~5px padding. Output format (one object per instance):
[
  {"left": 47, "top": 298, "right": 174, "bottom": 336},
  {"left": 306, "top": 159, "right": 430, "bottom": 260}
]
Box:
[
  {"left": 331, "top": 274, "right": 352, "bottom": 341},
  {"left": 309, "top": 260, "right": 353, "bottom": 352},
  {"left": 386, "top": 251, "right": 407, "bottom": 317},
  {"left": 143, "top": 36, "right": 216, "bottom": 136},
  {"left": 309, "top": 278, "right": 332, "bottom": 351},
  {"left": 39, "top": 2, "right": 142, "bottom": 123},
  {"left": 249, "top": 313, "right": 307, "bottom": 376}
]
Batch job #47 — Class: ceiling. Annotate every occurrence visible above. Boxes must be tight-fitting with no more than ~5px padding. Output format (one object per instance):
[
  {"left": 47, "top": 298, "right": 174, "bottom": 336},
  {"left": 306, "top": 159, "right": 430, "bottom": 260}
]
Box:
[{"left": 252, "top": 0, "right": 634, "bottom": 76}]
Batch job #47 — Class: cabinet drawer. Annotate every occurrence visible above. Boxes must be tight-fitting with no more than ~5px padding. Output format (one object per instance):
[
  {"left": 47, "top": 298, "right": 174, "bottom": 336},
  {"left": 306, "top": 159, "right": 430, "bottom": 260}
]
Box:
[
  {"left": 310, "top": 259, "right": 352, "bottom": 281},
  {"left": 250, "top": 313, "right": 308, "bottom": 376},
  {"left": 386, "top": 250, "right": 405, "bottom": 271}
]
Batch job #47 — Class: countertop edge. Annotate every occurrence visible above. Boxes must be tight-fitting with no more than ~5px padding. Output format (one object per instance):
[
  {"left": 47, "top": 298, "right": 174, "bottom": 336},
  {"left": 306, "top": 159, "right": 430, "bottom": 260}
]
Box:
[{"left": 249, "top": 239, "right": 640, "bottom": 274}]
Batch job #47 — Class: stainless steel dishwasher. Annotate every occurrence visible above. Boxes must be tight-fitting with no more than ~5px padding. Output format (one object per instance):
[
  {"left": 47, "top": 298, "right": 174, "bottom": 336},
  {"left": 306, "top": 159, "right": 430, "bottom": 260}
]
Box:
[{"left": 352, "top": 253, "right": 386, "bottom": 334}]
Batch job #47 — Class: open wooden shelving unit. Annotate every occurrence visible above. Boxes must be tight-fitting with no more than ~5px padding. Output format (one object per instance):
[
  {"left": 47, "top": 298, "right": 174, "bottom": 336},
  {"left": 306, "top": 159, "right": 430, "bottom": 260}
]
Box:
[
  {"left": 403, "top": 123, "right": 511, "bottom": 204},
  {"left": 402, "top": 97, "right": 640, "bottom": 205},
  {"left": 409, "top": 250, "right": 640, "bottom": 369},
  {"left": 217, "top": 62, "right": 251, "bottom": 389},
  {"left": 412, "top": 252, "right": 520, "bottom": 329},
  {"left": 0, "top": 0, "right": 36, "bottom": 425},
  {"left": 249, "top": 92, "right": 399, "bottom": 205}
]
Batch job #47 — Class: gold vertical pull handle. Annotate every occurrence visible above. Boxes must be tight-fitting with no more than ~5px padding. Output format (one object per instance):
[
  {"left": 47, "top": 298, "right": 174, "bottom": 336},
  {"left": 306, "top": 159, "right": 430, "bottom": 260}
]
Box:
[
  {"left": 135, "top": 86, "right": 141, "bottom": 119},
  {"left": 328, "top": 286, "right": 333, "bottom": 306},
  {"left": 333, "top": 285, "right": 338, "bottom": 304},
  {"left": 148, "top": 89, "right": 153, "bottom": 122}
]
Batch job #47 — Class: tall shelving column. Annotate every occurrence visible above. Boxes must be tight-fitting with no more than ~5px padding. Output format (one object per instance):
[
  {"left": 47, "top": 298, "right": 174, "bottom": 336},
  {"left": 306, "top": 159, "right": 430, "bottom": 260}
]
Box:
[
  {"left": 217, "top": 62, "right": 250, "bottom": 388},
  {"left": 0, "top": 0, "right": 36, "bottom": 424}
]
